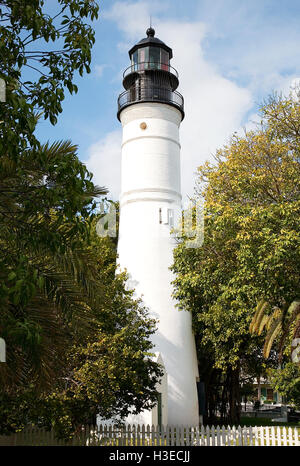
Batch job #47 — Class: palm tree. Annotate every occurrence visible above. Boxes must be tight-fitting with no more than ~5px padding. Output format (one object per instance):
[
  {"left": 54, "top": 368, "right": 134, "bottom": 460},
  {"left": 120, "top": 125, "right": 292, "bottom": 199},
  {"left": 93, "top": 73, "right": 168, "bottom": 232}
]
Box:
[
  {"left": 0, "top": 139, "right": 108, "bottom": 392},
  {"left": 250, "top": 299, "right": 300, "bottom": 363}
]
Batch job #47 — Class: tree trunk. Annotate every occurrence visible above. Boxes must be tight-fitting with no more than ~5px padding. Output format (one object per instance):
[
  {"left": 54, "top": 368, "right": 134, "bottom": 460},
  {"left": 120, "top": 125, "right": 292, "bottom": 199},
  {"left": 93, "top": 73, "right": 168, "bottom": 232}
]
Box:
[
  {"left": 228, "top": 365, "right": 240, "bottom": 425},
  {"left": 257, "top": 375, "right": 261, "bottom": 402}
]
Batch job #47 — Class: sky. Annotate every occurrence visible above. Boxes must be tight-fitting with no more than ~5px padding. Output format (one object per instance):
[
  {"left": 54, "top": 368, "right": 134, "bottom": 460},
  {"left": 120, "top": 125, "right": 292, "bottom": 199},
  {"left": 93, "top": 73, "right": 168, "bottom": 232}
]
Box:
[{"left": 35, "top": 0, "right": 300, "bottom": 202}]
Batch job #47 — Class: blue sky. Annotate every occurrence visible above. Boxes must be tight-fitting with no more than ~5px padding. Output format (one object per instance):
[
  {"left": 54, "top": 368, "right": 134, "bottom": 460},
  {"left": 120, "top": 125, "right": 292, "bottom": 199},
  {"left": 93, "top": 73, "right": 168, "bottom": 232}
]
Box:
[{"left": 35, "top": 0, "right": 300, "bottom": 201}]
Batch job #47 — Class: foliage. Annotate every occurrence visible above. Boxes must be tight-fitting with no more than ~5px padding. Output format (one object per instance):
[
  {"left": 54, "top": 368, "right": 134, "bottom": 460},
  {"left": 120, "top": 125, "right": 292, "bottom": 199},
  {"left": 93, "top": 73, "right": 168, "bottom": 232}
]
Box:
[
  {"left": 250, "top": 299, "right": 300, "bottom": 361},
  {"left": 0, "top": 209, "right": 162, "bottom": 437},
  {"left": 0, "top": 0, "right": 99, "bottom": 128},
  {"left": 0, "top": 0, "right": 104, "bottom": 339},
  {"left": 0, "top": 1, "right": 162, "bottom": 437},
  {"left": 172, "top": 89, "right": 300, "bottom": 423},
  {"left": 0, "top": 140, "right": 107, "bottom": 392},
  {"left": 267, "top": 363, "right": 300, "bottom": 410},
  {"left": 0, "top": 138, "right": 162, "bottom": 435}
]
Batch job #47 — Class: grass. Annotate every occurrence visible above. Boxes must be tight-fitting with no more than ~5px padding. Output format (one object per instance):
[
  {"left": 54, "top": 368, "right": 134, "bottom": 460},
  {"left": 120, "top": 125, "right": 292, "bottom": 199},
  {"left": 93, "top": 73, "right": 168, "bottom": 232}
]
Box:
[{"left": 239, "top": 416, "right": 300, "bottom": 428}]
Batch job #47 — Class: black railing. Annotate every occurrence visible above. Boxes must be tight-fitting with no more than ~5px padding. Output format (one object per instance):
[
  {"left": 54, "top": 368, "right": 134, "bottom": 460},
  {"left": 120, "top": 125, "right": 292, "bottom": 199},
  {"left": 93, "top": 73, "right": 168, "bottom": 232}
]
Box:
[
  {"left": 123, "top": 62, "right": 179, "bottom": 80},
  {"left": 117, "top": 85, "right": 184, "bottom": 119}
]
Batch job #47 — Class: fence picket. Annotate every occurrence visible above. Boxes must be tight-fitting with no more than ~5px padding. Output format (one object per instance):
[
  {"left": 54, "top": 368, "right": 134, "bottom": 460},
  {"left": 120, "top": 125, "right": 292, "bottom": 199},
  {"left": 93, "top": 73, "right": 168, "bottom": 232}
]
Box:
[
  {"left": 164, "top": 425, "right": 169, "bottom": 446},
  {"left": 205, "top": 425, "right": 210, "bottom": 446},
  {"left": 184, "top": 425, "right": 187, "bottom": 446},
  {"left": 220, "top": 425, "right": 225, "bottom": 446},
  {"left": 180, "top": 425, "right": 185, "bottom": 446},
  {"left": 177, "top": 425, "right": 181, "bottom": 446},
  {"left": 281, "top": 426, "right": 287, "bottom": 446},
  {"left": 189, "top": 426, "right": 194, "bottom": 447},
  {"left": 234, "top": 426, "right": 239, "bottom": 446},
  {"left": 140, "top": 424, "right": 144, "bottom": 446},
  {"left": 265, "top": 426, "right": 270, "bottom": 446},
  {"left": 211, "top": 425, "right": 215, "bottom": 446},
  {"left": 276, "top": 426, "right": 281, "bottom": 446},
  {"left": 237, "top": 426, "right": 242, "bottom": 446},
  {"left": 216, "top": 425, "right": 220, "bottom": 445},
  {"left": 99, "top": 424, "right": 103, "bottom": 446},
  {"left": 271, "top": 426, "right": 274, "bottom": 446},
  {"left": 292, "top": 427, "right": 300, "bottom": 447},
  {"left": 243, "top": 426, "right": 248, "bottom": 446},
  {"left": 199, "top": 425, "right": 204, "bottom": 446},
  {"left": 194, "top": 426, "right": 199, "bottom": 446},
  {"left": 260, "top": 426, "right": 265, "bottom": 446},
  {"left": 248, "top": 426, "right": 252, "bottom": 446}
]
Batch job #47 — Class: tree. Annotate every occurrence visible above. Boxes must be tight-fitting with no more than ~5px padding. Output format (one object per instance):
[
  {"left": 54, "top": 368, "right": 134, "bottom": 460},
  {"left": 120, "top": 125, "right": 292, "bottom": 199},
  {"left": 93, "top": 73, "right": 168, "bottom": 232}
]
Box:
[
  {"left": 267, "top": 363, "right": 300, "bottom": 410},
  {"left": 0, "top": 201, "right": 162, "bottom": 437},
  {"left": 0, "top": 139, "right": 107, "bottom": 390},
  {"left": 0, "top": 2, "right": 163, "bottom": 435},
  {"left": 1, "top": 0, "right": 99, "bottom": 126},
  {"left": 0, "top": 0, "right": 104, "bottom": 311},
  {"left": 172, "top": 89, "right": 300, "bottom": 424}
]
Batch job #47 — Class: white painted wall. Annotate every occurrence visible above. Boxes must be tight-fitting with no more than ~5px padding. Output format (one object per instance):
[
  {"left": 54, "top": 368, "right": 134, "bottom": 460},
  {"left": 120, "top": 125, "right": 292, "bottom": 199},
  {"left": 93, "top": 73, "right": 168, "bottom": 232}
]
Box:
[{"left": 118, "top": 102, "right": 199, "bottom": 426}]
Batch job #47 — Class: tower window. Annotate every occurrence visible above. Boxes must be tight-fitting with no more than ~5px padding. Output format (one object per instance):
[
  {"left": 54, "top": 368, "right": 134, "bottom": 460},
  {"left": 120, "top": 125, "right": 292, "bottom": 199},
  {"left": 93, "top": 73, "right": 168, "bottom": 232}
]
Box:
[
  {"left": 132, "top": 50, "right": 138, "bottom": 70},
  {"left": 134, "top": 47, "right": 170, "bottom": 72},
  {"left": 168, "top": 209, "right": 174, "bottom": 228},
  {"left": 159, "top": 208, "right": 174, "bottom": 226},
  {"left": 138, "top": 47, "right": 149, "bottom": 70},
  {"left": 161, "top": 49, "right": 169, "bottom": 70},
  {"left": 149, "top": 47, "right": 160, "bottom": 69}
]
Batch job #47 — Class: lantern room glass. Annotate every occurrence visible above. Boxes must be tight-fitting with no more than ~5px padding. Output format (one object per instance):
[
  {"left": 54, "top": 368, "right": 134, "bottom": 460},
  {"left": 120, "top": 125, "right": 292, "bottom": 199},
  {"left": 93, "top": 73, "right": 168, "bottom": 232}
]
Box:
[
  {"left": 131, "top": 47, "right": 170, "bottom": 72},
  {"left": 149, "top": 47, "right": 160, "bottom": 69}
]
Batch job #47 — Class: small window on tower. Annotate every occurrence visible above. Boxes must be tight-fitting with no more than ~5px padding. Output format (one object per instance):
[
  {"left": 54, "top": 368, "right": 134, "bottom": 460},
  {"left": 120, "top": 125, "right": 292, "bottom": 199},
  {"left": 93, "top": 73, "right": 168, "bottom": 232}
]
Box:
[
  {"left": 149, "top": 47, "right": 160, "bottom": 69},
  {"left": 132, "top": 51, "right": 138, "bottom": 70},
  {"left": 168, "top": 209, "right": 174, "bottom": 228},
  {"left": 159, "top": 208, "right": 174, "bottom": 226},
  {"left": 138, "top": 47, "right": 149, "bottom": 70},
  {"left": 161, "top": 49, "right": 169, "bottom": 70},
  {"left": 161, "top": 207, "right": 169, "bottom": 224}
]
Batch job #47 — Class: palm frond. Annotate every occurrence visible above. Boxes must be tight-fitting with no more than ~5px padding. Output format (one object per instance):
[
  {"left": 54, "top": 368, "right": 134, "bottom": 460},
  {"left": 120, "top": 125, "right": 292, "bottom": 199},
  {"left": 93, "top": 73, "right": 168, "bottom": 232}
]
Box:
[
  {"left": 263, "top": 320, "right": 282, "bottom": 359},
  {"left": 249, "top": 300, "right": 269, "bottom": 333},
  {"left": 250, "top": 298, "right": 300, "bottom": 363}
]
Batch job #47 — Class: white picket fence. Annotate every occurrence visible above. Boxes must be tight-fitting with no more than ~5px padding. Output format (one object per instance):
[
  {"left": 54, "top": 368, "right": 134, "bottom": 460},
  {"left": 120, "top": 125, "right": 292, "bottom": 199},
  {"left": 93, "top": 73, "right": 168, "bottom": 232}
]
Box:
[
  {"left": 91, "top": 424, "right": 299, "bottom": 446},
  {"left": 1, "top": 424, "right": 299, "bottom": 446}
]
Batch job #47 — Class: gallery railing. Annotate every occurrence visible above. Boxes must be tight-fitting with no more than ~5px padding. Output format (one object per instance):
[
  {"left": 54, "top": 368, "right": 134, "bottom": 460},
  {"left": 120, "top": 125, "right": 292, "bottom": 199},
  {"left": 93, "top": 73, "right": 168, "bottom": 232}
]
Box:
[
  {"left": 117, "top": 85, "right": 184, "bottom": 119},
  {"left": 123, "top": 62, "right": 179, "bottom": 80}
]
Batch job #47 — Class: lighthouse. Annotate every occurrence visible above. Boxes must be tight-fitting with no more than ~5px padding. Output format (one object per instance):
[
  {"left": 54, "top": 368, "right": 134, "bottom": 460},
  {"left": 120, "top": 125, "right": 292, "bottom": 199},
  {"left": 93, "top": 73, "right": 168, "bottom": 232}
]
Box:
[{"left": 117, "top": 28, "right": 199, "bottom": 426}]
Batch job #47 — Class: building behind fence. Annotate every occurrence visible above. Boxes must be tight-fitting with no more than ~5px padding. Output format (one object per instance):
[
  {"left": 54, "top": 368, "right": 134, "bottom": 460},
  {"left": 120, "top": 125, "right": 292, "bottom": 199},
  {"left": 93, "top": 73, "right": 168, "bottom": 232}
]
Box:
[{"left": 0, "top": 424, "right": 299, "bottom": 446}]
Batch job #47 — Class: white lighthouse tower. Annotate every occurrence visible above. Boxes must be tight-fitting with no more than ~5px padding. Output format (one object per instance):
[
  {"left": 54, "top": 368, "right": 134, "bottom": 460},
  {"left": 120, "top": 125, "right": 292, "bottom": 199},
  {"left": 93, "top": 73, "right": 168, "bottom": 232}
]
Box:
[{"left": 117, "top": 28, "right": 199, "bottom": 426}]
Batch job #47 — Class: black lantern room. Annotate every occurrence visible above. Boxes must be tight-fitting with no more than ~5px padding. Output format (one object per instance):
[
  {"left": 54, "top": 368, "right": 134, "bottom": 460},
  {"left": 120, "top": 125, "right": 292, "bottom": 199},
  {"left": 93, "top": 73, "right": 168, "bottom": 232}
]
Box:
[{"left": 117, "top": 28, "right": 184, "bottom": 120}]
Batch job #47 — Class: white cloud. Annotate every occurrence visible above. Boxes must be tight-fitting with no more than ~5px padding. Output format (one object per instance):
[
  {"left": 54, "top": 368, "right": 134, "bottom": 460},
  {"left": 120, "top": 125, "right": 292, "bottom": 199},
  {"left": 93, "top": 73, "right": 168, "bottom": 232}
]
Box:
[
  {"left": 278, "top": 77, "right": 300, "bottom": 100},
  {"left": 84, "top": 130, "right": 122, "bottom": 201},
  {"left": 94, "top": 64, "right": 108, "bottom": 78},
  {"left": 242, "top": 112, "right": 262, "bottom": 134},
  {"left": 103, "top": 1, "right": 168, "bottom": 40},
  {"left": 156, "top": 20, "right": 252, "bottom": 198}
]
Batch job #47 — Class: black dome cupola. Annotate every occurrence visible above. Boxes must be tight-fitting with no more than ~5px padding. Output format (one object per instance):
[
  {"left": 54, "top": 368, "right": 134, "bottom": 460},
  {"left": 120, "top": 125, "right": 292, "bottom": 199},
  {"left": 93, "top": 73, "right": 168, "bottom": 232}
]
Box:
[
  {"left": 117, "top": 28, "right": 184, "bottom": 120},
  {"left": 128, "top": 27, "right": 173, "bottom": 61}
]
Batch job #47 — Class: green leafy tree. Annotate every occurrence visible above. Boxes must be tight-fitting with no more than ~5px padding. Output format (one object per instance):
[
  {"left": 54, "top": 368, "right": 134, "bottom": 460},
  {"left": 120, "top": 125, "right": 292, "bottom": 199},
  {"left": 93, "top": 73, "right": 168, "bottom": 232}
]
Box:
[
  {"left": 0, "top": 139, "right": 107, "bottom": 391},
  {"left": 0, "top": 1, "right": 162, "bottom": 436},
  {"left": 172, "top": 89, "right": 300, "bottom": 424},
  {"left": 0, "top": 198, "right": 162, "bottom": 437},
  {"left": 1, "top": 0, "right": 99, "bottom": 127},
  {"left": 0, "top": 0, "right": 104, "bottom": 323},
  {"left": 267, "top": 363, "right": 300, "bottom": 410}
]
